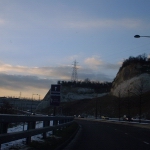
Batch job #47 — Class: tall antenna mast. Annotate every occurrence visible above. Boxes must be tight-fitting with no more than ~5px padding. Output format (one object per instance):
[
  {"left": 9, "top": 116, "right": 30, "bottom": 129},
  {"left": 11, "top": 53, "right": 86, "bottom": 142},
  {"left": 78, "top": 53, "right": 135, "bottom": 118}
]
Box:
[{"left": 71, "top": 60, "right": 78, "bottom": 82}]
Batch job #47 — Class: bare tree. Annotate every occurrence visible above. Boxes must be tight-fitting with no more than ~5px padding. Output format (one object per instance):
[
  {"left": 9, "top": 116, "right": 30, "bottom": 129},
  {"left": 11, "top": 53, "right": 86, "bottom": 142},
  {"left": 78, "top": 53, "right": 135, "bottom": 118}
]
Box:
[
  {"left": 116, "top": 85, "right": 123, "bottom": 121},
  {"left": 118, "top": 89, "right": 121, "bottom": 121},
  {"left": 130, "top": 77, "right": 149, "bottom": 123}
]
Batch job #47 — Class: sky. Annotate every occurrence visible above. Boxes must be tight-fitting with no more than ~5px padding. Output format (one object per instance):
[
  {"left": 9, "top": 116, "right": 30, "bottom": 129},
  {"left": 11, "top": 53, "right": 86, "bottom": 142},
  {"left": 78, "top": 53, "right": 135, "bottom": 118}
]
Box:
[{"left": 0, "top": 0, "right": 150, "bottom": 99}]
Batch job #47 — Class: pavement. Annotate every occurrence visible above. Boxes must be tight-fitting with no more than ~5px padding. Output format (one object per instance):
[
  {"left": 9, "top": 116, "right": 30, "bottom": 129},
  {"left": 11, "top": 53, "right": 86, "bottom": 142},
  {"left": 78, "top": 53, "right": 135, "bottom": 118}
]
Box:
[
  {"left": 105, "top": 117, "right": 150, "bottom": 130},
  {"left": 63, "top": 118, "right": 150, "bottom": 150},
  {"left": 76, "top": 117, "right": 150, "bottom": 129}
]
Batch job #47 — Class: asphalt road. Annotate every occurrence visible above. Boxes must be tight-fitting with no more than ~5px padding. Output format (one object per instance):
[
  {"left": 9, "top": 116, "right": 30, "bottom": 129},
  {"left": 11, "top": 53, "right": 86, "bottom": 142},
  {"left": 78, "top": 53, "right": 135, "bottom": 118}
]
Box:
[{"left": 64, "top": 119, "right": 150, "bottom": 150}]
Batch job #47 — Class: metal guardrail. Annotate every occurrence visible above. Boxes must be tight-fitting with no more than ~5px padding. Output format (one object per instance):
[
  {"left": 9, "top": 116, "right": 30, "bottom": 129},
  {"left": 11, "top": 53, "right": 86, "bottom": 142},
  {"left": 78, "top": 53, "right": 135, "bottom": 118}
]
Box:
[{"left": 0, "top": 114, "right": 74, "bottom": 148}]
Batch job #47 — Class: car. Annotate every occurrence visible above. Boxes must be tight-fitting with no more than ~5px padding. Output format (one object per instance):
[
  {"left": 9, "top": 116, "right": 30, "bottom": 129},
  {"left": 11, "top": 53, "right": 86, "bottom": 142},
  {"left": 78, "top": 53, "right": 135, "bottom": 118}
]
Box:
[
  {"left": 78, "top": 115, "right": 85, "bottom": 118},
  {"left": 101, "top": 116, "right": 109, "bottom": 120},
  {"left": 123, "top": 115, "right": 133, "bottom": 121}
]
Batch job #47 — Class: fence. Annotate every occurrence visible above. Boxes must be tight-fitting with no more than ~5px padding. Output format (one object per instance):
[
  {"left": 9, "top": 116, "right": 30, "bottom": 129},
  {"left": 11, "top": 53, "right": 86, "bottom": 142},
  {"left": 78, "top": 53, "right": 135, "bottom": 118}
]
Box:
[{"left": 0, "top": 114, "right": 74, "bottom": 148}]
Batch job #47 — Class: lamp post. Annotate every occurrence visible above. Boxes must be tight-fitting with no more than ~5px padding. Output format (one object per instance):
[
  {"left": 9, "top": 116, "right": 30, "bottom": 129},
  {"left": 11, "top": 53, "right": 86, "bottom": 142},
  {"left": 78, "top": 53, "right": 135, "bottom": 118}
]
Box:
[
  {"left": 134, "top": 35, "right": 150, "bottom": 38},
  {"left": 95, "top": 93, "right": 98, "bottom": 119},
  {"left": 95, "top": 98, "right": 98, "bottom": 119},
  {"left": 127, "top": 90, "right": 130, "bottom": 122},
  {"left": 118, "top": 92, "right": 121, "bottom": 121},
  {"left": 134, "top": 34, "right": 149, "bottom": 122},
  {"left": 31, "top": 94, "right": 38, "bottom": 113}
]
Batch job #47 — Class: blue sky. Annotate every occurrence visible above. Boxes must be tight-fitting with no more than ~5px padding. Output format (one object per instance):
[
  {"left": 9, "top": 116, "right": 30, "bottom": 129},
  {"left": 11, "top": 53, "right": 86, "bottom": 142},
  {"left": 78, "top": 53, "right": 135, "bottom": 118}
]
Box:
[{"left": 0, "top": 0, "right": 150, "bottom": 99}]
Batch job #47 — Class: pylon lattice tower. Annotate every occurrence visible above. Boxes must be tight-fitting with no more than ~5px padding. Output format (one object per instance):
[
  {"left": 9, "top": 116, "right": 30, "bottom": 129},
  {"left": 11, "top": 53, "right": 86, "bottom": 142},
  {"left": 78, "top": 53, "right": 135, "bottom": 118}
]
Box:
[{"left": 71, "top": 60, "right": 78, "bottom": 82}]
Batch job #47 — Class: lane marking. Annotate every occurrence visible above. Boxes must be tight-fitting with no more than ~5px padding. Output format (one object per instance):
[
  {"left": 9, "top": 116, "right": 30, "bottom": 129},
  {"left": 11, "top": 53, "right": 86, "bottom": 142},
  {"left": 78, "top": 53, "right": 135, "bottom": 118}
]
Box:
[{"left": 143, "top": 141, "right": 149, "bottom": 145}]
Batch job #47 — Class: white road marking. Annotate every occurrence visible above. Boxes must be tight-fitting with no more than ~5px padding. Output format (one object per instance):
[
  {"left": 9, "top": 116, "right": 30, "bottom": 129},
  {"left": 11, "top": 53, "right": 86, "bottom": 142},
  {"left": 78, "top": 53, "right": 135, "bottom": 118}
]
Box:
[{"left": 143, "top": 141, "right": 149, "bottom": 145}]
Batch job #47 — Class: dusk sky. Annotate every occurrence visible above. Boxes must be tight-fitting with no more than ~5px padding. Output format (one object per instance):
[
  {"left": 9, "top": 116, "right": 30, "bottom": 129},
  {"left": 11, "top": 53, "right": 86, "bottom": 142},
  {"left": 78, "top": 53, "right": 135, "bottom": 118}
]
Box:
[{"left": 0, "top": 0, "right": 150, "bottom": 99}]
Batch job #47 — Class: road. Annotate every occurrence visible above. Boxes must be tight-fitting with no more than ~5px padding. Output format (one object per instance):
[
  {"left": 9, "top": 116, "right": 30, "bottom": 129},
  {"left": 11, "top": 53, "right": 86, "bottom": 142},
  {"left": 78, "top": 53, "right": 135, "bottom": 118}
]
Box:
[{"left": 64, "top": 119, "right": 150, "bottom": 150}]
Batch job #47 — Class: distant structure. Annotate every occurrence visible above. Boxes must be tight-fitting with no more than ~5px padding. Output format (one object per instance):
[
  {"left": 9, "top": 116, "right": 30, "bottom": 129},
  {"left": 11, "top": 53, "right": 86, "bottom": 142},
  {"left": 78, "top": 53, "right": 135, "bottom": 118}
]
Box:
[{"left": 71, "top": 60, "right": 78, "bottom": 82}]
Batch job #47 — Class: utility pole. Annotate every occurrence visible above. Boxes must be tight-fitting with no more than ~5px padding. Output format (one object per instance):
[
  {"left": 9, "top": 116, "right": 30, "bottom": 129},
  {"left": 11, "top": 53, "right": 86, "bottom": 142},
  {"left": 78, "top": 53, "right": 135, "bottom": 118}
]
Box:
[
  {"left": 128, "top": 90, "right": 130, "bottom": 122},
  {"left": 19, "top": 92, "right": 22, "bottom": 110}
]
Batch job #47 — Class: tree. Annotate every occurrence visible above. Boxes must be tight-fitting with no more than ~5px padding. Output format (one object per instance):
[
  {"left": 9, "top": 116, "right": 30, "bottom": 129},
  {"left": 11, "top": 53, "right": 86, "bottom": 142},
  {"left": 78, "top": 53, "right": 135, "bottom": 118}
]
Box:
[
  {"left": 0, "top": 101, "right": 13, "bottom": 114},
  {"left": 130, "top": 77, "right": 149, "bottom": 123},
  {"left": 117, "top": 85, "right": 123, "bottom": 121}
]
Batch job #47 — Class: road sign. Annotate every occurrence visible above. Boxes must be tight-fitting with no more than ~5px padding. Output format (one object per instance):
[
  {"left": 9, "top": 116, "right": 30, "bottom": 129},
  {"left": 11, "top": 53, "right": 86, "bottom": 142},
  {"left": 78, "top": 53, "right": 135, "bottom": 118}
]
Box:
[
  {"left": 50, "top": 95, "right": 60, "bottom": 106},
  {"left": 51, "top": 84, "right": 60, "bottom": 93},
  {"left": 50, "top": 84, "right": 61, "bottom": 106}
]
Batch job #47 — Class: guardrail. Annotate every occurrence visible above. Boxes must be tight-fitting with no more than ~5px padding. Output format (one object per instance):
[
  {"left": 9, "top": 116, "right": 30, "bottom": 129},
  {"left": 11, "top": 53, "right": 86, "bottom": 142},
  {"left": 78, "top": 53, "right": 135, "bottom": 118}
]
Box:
[{"left": 0, "top": 114, "right": 74, "bottom": 148}]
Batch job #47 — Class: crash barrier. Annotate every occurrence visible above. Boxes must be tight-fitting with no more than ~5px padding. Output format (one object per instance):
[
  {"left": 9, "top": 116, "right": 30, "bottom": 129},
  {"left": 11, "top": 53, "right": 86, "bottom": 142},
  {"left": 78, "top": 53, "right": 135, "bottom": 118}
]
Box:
[{"left": 0, "top": 114, "right": 74, "bottom": 148}]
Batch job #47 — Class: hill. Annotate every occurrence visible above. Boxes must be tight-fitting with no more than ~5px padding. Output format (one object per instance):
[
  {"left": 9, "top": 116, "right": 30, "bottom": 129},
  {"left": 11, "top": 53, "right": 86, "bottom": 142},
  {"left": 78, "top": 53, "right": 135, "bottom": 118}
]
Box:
[
  {"left": 111, "top": 54, "right": 150, "bottom": 97},
  {"left": 41, "top": 90, "right": 150, "bottom": 119},
  {"left": 37, "top": 55, "right": 150, "bottom": 119}
]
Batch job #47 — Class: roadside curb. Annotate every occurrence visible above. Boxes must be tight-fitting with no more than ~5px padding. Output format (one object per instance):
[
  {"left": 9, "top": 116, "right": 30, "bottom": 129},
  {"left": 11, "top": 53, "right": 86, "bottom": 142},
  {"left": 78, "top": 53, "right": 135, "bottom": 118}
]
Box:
[
  {"left": 75, "top": 118, "right": 150, "bottom": 129},
  {"left": 55, "top": 121, "right": 80, "bottom": 150},
  {"left": 62, "top": 118, "right": 150, "bottom": 149}
]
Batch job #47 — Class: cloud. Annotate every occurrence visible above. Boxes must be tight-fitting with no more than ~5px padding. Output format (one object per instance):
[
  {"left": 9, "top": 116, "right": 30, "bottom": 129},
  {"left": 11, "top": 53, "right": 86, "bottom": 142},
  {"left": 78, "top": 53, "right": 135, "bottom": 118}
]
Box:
[
  {"left": 79, "top": 71, "right": 112, "bottom": 82},
  {"left": 0, "top": 62, "right": 72, "bottom": 80},
  {"left": 0, "top": 18, "right": 5, "bottom": 25},
  {"left": 0, "top": 73, "right": 56, "bottom": 99},
  {"left": 67, "top": 55, "right": 80, "bottom": 62},
  {"left": 0, "top": 74, "right": 51, "bottom": 90},
  {"left": 43, "top": 18, "right": 149, "bottom": 31},
  {"left": 83, "top": 56, "right": 120, "bottom": 70},
  {"left": 103, "top": 62, "right": 121, "bottom": 70},
  {"left": 84, "top": 57, "right": 103, "bottom": 67},
  {"left": 64, "top": 18, "right": 147, "bottom": 30},
  {"left": 0, "top": 59, "right": 120, "bottom": 80},
  {"left": 0, "top": 59, "right": 120, "bottom": 98},
  {"left": 0, "top": 1, "right": 149, "bottom": 31},
  {"left": 1, "top": 7, "right": 147, "bottom": 31}
]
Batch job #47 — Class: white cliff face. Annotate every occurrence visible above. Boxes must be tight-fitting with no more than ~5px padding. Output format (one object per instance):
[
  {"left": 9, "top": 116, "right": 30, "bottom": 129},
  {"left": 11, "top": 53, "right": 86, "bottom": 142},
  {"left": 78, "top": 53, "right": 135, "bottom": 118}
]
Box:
[
  {"left": 36, "top": 89, "right": 51, "bottom": 111},
  {"left": 36, "top": 100, "right": 50, "bottom": 111},
  {"left": 61, "top": 87, "right": 108, "bottom": 101},
  {"left": 36, "top": 87, "right": 108, "bottom": 111},
  {"left": 61, "top": 92, "right": 108, "bottom": 102},
  {"left": 111, "top": 73, "right": 150, "bottom": 97}
]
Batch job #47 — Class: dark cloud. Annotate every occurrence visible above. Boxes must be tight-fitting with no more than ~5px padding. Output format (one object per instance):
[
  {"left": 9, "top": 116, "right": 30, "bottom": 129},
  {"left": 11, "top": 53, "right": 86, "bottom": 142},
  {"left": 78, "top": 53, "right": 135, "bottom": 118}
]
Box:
[
  {"left": 0, "top": 61, "right": 118, "bottom": 98},
  {"left": 78, "top": 72, "right": 113, "bottom": 82},
  {"left": 0, "top": 73, "right": 56, "bottom": 91},
  {"left": 102, "top": 63, "right": 121, "bottom": 70}
]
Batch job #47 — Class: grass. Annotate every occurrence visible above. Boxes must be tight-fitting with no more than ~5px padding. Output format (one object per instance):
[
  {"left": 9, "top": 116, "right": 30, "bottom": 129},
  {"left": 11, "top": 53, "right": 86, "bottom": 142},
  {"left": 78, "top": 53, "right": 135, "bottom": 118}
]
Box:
[{"left": 28, "top": 121, "right": 79, "bottom": 150}]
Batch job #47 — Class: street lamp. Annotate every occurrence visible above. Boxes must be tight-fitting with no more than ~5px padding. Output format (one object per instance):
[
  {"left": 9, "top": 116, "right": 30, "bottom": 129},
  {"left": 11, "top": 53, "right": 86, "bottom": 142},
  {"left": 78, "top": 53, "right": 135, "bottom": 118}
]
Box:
[
  {"left": 31, "top": 94, "right": 38, "bottom": 113},
  {"left": 127, "top": 90, "right": 130, "bottom": 122},
  {"left": 95, "top": 98, "right": 98, "bottom": 119},
  {"left": 134, "top": 35, "right": 150, "bottom": 38}
]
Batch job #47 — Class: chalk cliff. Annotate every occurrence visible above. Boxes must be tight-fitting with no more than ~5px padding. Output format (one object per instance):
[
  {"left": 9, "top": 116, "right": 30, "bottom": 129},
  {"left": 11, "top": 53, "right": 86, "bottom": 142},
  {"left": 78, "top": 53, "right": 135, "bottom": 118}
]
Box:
[
  {"left": 111, "top": 63, "right": 150, "bottom": 97},
  {"left": 36, "top": 87, "right": 108, "bottom": 111}
]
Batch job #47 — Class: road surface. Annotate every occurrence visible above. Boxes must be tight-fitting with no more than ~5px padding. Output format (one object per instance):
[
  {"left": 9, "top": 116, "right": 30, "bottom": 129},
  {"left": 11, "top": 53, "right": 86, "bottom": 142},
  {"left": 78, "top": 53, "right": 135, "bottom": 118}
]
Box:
[{"left": 64, "top": 119, "right": 150, "bottom": 150}]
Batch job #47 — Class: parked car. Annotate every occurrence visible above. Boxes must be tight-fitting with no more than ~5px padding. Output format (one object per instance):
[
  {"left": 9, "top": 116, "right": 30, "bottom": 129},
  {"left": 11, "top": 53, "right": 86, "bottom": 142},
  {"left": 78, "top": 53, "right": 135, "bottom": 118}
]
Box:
[
  {"left": 78, "top": 115, "right": 84, "bottom": 118},
  {"left": 101, "top": 116, "right": 109, "bottom": 120},
  {"left": 123, "top": 115, "right": 133, "bottom": 121}
]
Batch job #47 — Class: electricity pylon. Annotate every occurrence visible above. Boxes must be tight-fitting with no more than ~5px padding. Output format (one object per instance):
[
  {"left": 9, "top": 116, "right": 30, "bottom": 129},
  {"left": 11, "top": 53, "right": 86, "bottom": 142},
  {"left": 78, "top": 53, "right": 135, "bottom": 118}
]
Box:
[{"left": 71, "top": 60, "right": 78, "bottom": 82}]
